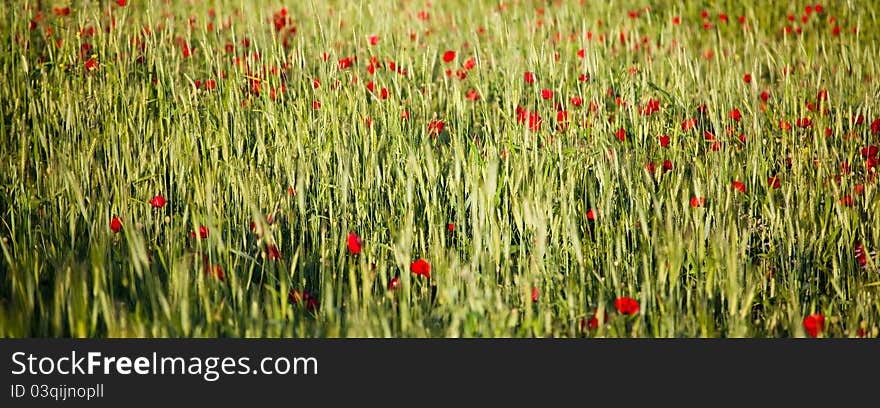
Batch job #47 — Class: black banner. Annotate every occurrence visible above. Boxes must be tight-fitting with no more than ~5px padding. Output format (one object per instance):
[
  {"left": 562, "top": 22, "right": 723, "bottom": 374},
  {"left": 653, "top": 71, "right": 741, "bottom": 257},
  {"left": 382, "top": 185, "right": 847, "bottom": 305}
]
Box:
[{"left": 1, "top": 339, "right": 878, "bottom": 406}]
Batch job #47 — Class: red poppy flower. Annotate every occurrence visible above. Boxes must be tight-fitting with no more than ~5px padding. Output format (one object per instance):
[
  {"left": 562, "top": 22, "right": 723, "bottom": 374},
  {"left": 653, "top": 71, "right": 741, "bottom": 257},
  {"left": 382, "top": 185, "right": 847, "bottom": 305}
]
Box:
[
  {"left": 190, "top": 226, "right": 209, "bottom": 239},
  {"left": 150, "top": 195, "right": 166, "bottom": 208},
  {"left": 85, "top": 59, "right": 100, "bottom": 71},
  {"left": 516, "top": 108, "right": 542, "bottom": 131},
  {"left": 337, "top": 57, "right": 354, "bottom": 69},
  {"left": 556, "top": 110, "right": 568, "bottom": 123},
  {"left": 586, "top": 208, "right": 597, "bottom": 221},
  {"left": 582, "top": 310, "right": 609, "bottom": 331},
  {"left": 854, "top": 244, "right": 867, "bottom": 265},
  {"left": 690, "top": 196, "right": 706, "bottom": 207},
  {"left": 369, "top": 35, "right": 380, "bottom": 45},
  {"left": 205, "top": 264, "right": 224, "bottom": 281},
  {"left": 541, "top": 89, "right": 554, "bottom": 100},
  {"left": 181, "top": 44, "right": 194, "bottom": 58},
  {"left": 768, "top": 177, "right": 781, "bottom": 189},
  {"left": 442, "top": 50, "right": 456, "bottom": 63},
  {"left": 524, "top": 71, "right": 535, "bottom": 84},
  {"left": 388, "top": 277, "right": 400, "bottom": 290},
  {"left": 871, "top": 118, "right": 880, "bottom": 134},
  {"left": 410, "top": 259, "right": 431, "bottom": 279},
  {"left": 802, "top": 314, "right": 825, "bottom": 337},
  {"left": 681, "top": 118, "right": 697, "bottom": 132},
  {"left": 659, "top": 135, "right": 670, "bottom": 147},
  {"left": 615, "top": 128, "right": 626, "bottom": 141},
  {"left": 249, "top": 221, "right": 262, "bottom": 236},
  {"left": 614, "top": 297, "right": 640, "bottom": 315},
  {"left": 732, "top": 181, "right": 746, "bottom": 194},
  {"left": 447, "top": 223, "right": 455, "bottom": 232},
  {"left": 861, "top": 146, "right": 878, "bottom": 158},
  {"left": 729, "top": 108, "right": 742, "bottom": 121},
  {"left": 570, "top": 97, "right": 583, "bottom": 107},
  {"left": 662, "top": 160, "right": 673, "bottom": 172},
  {"left": 743, "top": 73, "right": 752, "bottom": 83},
  {"left": 289, "top": 289, "right": 316, "bottom": 306},
  {"left": 306, "top": 297, "right": 319, "bottom": 310},
  {"left": 347, "top": 232, "right": 362, "bottom": 255},
  {"left": 465, "top": 89, "right": 480, "bottom": 101},
  {"left": 266, "top": 244, "right": 281, "bottom": 261},
  {"left": 526, "top": 112, "right": 541, "bottom": 131},
  {"left": 428, "top": 120, "right": 444, "bottom": 136},
  {"left": 760, "top": 91, "right": 770, "bottom": 102},
  {"left": 110, "top": 217, "right": 123, "bottom": 233}
]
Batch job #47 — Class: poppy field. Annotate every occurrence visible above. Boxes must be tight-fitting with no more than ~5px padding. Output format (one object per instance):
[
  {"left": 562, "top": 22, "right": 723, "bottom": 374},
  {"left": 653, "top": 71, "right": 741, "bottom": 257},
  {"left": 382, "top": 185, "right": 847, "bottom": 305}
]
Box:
[{"left": 2, "top": 1, "right": 879, "bottom": 338}]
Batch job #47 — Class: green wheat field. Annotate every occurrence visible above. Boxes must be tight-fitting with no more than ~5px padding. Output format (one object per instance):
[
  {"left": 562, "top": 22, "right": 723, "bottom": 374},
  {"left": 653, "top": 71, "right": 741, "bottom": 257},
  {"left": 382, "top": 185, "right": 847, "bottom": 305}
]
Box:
[{"left": 1, "top": 0, "right": 879, "bottom": 337}]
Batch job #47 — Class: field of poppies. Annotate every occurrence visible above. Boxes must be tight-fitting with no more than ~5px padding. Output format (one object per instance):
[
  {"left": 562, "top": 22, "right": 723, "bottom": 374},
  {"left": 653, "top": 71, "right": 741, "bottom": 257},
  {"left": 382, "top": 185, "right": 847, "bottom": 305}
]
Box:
[{"left": 1, "top": 1, "right": 879, "bottom": 338}]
